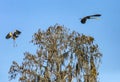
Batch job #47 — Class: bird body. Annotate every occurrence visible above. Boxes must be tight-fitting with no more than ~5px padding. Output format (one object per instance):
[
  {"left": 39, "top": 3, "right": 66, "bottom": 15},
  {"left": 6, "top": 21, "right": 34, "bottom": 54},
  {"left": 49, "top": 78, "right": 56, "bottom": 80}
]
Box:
[{"left": 80, "top": 14, "right": 101, "bottom": 24}]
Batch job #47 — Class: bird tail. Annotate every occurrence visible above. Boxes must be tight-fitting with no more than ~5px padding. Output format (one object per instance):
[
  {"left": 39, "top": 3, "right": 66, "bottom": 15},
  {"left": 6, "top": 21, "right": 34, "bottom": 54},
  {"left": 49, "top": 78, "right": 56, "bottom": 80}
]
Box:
[{"left": 13, "top": 40, "right": 17, "bottom": 47}]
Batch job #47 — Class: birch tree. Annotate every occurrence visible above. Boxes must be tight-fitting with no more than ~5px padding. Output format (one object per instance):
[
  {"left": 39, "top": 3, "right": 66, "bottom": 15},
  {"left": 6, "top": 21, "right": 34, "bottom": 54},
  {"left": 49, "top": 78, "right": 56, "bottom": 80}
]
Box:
[{"left": 9, "top": 24, "right": 102, "bottom": 82}]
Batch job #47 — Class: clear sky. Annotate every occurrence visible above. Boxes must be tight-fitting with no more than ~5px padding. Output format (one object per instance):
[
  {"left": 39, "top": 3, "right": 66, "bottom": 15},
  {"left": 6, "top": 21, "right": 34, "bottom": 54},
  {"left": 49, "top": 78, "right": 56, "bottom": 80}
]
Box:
[{"left": 0, "top": 0, "right": 120, "bottom": 82}]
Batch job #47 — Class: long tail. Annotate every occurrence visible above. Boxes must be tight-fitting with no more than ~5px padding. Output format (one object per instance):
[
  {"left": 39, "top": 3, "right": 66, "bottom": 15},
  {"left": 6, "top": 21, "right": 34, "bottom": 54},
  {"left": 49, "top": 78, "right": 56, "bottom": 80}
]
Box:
[{"left": 13, "top": 40, "right": 17, "bottom": 47}]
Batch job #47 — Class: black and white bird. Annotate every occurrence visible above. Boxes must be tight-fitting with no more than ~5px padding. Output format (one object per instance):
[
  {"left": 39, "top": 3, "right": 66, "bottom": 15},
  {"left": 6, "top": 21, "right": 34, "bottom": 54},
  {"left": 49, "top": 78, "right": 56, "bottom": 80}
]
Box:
[
  {"left": 6, "top": 30, "right": 21, "bottom": 46},
  {"left": 80, "top": 14, "right": 101, "bottom": 24}
]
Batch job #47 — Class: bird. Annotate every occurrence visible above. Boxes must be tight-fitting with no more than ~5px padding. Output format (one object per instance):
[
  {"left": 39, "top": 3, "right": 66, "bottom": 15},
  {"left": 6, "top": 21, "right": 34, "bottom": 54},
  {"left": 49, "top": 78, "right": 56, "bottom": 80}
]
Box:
[
  {"left": 6, "top": 30, "right": 21, "bottom": 46},
  {"left": 80, "top": 14, "right": 101, "bottom": 24},
  {"left": 6, "top": 30, "right": 21, "bottom": 40}
]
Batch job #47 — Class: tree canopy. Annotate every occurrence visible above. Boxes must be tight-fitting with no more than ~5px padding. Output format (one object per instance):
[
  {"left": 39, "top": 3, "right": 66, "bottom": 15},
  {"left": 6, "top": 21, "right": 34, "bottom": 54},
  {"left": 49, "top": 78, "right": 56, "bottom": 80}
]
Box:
[{"left": 9, "top": 24, "right": 102, "bottom": 82}]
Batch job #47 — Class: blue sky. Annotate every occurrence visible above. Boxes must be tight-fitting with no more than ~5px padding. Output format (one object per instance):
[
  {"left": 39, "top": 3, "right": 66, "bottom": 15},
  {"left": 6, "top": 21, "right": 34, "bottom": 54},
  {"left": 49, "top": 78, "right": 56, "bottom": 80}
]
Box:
[{"left": 0, "top": 0, "right": 120, "bottom": 82}]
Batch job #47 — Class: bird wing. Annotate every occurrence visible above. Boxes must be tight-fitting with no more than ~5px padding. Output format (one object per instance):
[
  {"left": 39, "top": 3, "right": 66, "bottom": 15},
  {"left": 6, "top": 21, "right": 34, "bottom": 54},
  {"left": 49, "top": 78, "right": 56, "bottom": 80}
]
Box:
[
  {"left": 6, "top": 33, "right": 11, "bottom": 39},
  {"left": 89, "top": 14, "right": 101, "bottom": 17},
  {"left": 14, "top": 30, "right": 21, "bottom": 35}
]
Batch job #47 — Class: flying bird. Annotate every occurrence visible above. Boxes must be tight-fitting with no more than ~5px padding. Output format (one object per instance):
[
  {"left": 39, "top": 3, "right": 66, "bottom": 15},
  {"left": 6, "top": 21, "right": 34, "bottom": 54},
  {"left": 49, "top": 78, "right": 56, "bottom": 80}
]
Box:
[
  {"left": 6, "top": 30, "right": 21, "bottom": 40},
  {"left": 80, "top": 14, "right": 101, "bottom": 24},
  {"left": 6, "top": 30, "right": 21, "bottom": 46}
]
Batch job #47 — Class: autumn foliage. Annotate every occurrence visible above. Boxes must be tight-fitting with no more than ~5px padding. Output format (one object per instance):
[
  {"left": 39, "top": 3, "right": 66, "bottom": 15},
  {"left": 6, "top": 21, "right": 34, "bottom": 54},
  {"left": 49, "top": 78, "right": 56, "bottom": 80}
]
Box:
[{"left": 9, "top": 24, "right": 102, "bottom": 82}]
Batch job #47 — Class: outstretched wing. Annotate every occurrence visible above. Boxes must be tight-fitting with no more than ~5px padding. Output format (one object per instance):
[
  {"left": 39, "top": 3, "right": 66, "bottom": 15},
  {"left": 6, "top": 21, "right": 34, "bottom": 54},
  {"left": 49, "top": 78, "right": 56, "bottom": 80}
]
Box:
[
  {"left": 89, "top": 14, "right": 101, "bottom": 17},
  {"left": 6, "top": 33, "right": 12, "bottom": 39},
  {"left": 14, "top": 30, "right": 21, "bottom": 35}
]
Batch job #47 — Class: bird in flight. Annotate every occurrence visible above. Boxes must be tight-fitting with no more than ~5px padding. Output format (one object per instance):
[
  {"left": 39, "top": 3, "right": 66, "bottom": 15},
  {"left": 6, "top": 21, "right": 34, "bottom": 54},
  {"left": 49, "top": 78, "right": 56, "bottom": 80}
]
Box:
[
  {"left": 6, "top": 29, "right": 21, "bottom": 46},
  {"left": 80, "top": 14, "right": 101, "bottom": 24}
]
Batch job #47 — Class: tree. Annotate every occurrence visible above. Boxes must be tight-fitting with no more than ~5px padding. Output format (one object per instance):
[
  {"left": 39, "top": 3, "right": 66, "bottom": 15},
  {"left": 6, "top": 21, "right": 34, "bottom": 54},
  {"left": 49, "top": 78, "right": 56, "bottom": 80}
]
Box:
[{"left": 8, "top": 24, "right": 102, "bottom": 82}]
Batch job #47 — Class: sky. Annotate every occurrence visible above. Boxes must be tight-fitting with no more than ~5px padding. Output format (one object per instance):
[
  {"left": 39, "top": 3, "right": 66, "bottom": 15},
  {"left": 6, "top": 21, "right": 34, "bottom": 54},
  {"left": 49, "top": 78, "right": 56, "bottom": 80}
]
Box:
[{"left": 0, "top": 0, "right": 120, "bottom": 82}]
